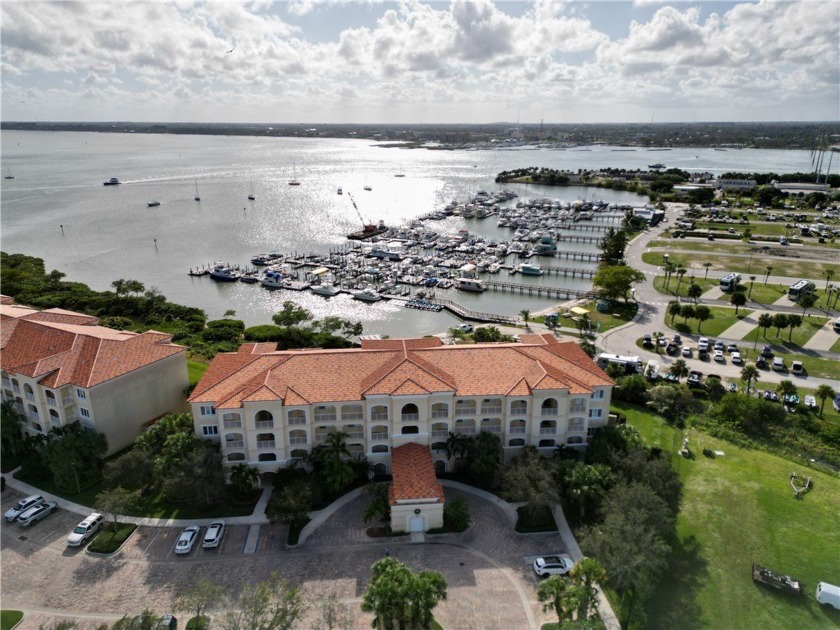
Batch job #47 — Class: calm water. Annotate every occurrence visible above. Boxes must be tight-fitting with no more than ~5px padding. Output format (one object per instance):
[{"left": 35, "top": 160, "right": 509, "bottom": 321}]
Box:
[{"left": 0, "top": 131, "right": 825, "bottom": 336}]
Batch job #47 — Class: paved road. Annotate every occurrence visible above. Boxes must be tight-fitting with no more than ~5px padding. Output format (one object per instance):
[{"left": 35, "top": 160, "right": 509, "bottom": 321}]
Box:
[{"left": 1, "top": 486, "right": 563, "bottom": 630}]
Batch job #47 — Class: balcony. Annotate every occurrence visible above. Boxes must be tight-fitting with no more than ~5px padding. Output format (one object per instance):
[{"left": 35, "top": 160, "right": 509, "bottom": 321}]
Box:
[
  {"left": 370, "top": 412, "right": 389, "bottom": 421},
  {"left": 255, "top": 420, "right": 274, "bottom": 429},
  {"left": 257, "top": 440, "right": 276, "bottom": 449},
  {"left": 25, "top": 393, "right": 35, "bottom": 402},
  {"left": 570, "top": 405, "right": 587, "bottom": 415},
  {"left": 288, "top": 417, "right": 307, "bottom": 426},
  {"left": 509, "top": 426, "right": 527, "bottom": 434},
  {"left": 313, "top": 413, "right": 337, "bottom": 423},
  {"left": 455, "top": 409, "right": 476, "bottom": 418},
  {"left": 225, "top": 440, "right": 245, "bottom": 448},
  {"left": 541, "top": 408, "right": 559, "bottom": 417},
  {"left": 539, "top": 427, "right": 556, "bottom": 435},
  {"left": 223, "top": 420, "right": 243, "bottom": 429},
  {"left": 569, "top": 424, "right": 585, "bottom": 433},
  {"left": 431, "top": 430, "right": 449, "bottom": 438},
  {"left": 401, "top": 413, "right": 419, "bottom": 422},
  {"left": 510, "top": 406, "right": 527, "bottom": 416},
  {"left": 481, "top": 426, "right": 501, "bottom": 434},
  {"left": 345, "top": 430, "right": 364, "bottom": 439},
  {"left": 289, "top": 436, "right": 308, "bottom": 445},
  {"left": 51, "top": 417, "right": 62, "bottom": 427},
  {"left": 347, "top": 444, "right": 365, "bottom": 457},
  {"left": 341, "top": 412, "right": 364, "bottom": 422},
  {"left": 62, "top": 397, "right": 74, "bottom": 407},
  {"left": 371, "top": 432, "right": 388, "bottom": 441},
  {"left": 481, "top": 406, "right": 502, "bottom": 415},
  {"left": 453, "top": 426, "right": 476, "bottom": 435},
  {"left": 46, "top": 398, "right": 57, "bottom": 407},
  {"left": 13, "top": 402, "right": 24, "bottom": 414},
  {"left": 12, "top": 385, "right": 20, "bottom": 394}
]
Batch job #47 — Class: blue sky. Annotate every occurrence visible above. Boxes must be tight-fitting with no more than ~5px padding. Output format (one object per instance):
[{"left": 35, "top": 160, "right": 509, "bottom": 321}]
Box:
[{"left": 2, "top": 1, "right": 838, "bottom": 123}]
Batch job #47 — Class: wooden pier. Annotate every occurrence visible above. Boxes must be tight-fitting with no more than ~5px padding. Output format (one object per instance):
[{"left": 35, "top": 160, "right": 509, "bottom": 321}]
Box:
[
  {"left": 482, "top": 280, "right": 595, "bottom": 299},
  {"left": 427, "top": 298, "right": 518, "bottom": 325},
  {"left": 553, "top": 234, "right": 603, "bottom": 245},
  {"left": 538, "top": 265, "right": 596, "bottom": 278}
]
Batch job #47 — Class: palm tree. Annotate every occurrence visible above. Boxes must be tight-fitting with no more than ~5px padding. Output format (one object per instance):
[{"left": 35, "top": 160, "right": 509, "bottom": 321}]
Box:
[
  {"left": 786, "top": 314, "right": 802, "bottom": 341},
  {"left": 695, "top": 305, "right": 711, "bottom": 333},
  {"left": 520, "top": 309, "right": 531, "bottom": 329},
  {"left": 675, "top": 267, "right": 687, "bottom": 296},
  {"left": 748, "top": 275, "right": 756, "bottom": 299},
  {"left": 570, "top": 557, "right": 608, "bottom": 621},
  {"left": 703, "top": 262, "right": 712, "bottom": 280},
  {"left": 566, "top": 463, "right": 613, "bottom": 521},
  {"left": 741, "top": 364, "right": 759, "bottom": 396},
  {"left": 444, "top": 431, "right": 471, "bottom": 463},
  {"left": 757, "top": 313, "right": 773, "bottom": 338},
  {"left": 730, "top": 292, "right": 747, "bottom": 315},
  {"left": 537, "top": 576, "right": 578, "bottom": 628},
  {"left": 668, "top": 301, "right": 682, "bottom": 324},
  {"left": 309, "top": 431, "right": 354, "bottom": 496},
  {"left": 652, "top": 331, "right": 664, "bottom": 354},
  {"left": 228, "top": 463, "right": 260, "bottom": 498},
  {"left": 663, "top": 261, "right": 675, "bottom": 289},
  {"left": 362, "top": 558, "right": 447, "bottom": 630},
  {"left": 776, "top": 380, "right": 798, "bottom": 400},
  {"left": 799, "top": 292, "right": 817, "bottom": 317},
  {"left": 816, "top": 385, "right": 836, "bottom": 418},
  {"left": 671, "top": 358, "right": 689, "bottom": 381},
  {"left": 764, "top": 266, "right": 773, "bottom": 286},
  {"left": 825, "top": 269, "right": 835, "bottom": 290}
]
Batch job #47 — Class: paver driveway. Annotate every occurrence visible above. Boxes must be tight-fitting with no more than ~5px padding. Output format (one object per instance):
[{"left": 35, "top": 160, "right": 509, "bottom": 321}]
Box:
[{"left": 1, "top": 486, "right": 560, "bottom": 629}]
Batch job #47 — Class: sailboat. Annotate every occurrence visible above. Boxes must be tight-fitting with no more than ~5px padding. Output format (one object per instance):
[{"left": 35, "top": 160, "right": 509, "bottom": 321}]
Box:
[
  {"left": 4, "top": 167, "right": 13, "bottom": 180},
  {"left": 288, "top": 164, "right": 300, "bottom": 186},
  {"left": 194, "top": 178, "right": 200, "bottom": 202},
  {"left": 394, "top": 164, "right": 405, "bottom": 178},
  {"left": 248, "top": 180, "right": 256, "bottom": 200},
  {"left": 363, "top": 178, "right": 372, "bottom": 191}
]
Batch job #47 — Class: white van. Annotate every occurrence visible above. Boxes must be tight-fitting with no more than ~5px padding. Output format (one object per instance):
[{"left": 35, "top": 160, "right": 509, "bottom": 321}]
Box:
[{"left": 816, "top": 582, "right": 840, "bottom": 610}]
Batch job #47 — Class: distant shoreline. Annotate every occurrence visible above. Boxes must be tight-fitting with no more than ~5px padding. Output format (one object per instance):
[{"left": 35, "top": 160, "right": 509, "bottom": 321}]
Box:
[{"left": 1, "top": 121, "right": 835, "bottom": 151}]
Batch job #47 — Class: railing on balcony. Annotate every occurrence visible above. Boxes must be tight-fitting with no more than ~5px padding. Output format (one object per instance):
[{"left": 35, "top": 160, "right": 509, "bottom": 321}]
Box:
[
  {"left": 13, "top": 403, "right": 24, "bottom": 414},
  {"left": 223, "top": 420, "right": 242, "bottom": 429},
  {"left": 539, "top": 427, "right": 556, "bottom": 435},
  {"left": 569, "top": 424, "right": 585, "bottom": 432},
  {"left": 431, "top": 430, "right": 449, "bottom": 438},
  {"left": 288, "top": 417, "right": 307, "bottom": 426},
  {"left": 401, "top": 413, "right": 419, "bottom": 422},
  {"left": 46, "top": 398, "right": 57, "bottom": 407},
  {"left": 371, "top": 432, "right": 388, "bottom": 441},
  {"left": 257, "top": 440, "right": 276, "bottom": 449},
  {"left": 510, "top": 406, "right": 527, "bottom": 416},
  {"left": 370, "top": 412, "right": 389, "bottom": 421},
  {"left": 345, "top": 430, "right": 364, "bottom": 439},
  {"left": 481, "top": 406, "right": 502, "bottom": 415},
  {"left": 481, "top": 426, "right": 501, "bottom": 434},
  {"left": 431, "top": 411, "right": 449, "bottom": 419},
  {"left": 25, "top": 393, "right": 35, "bottom": 402},
  {"left": 570, "top": 405, "right": 587, "bottom": 414},
  {"left": 289, "top": 436, "right": 308, "bottom": 445},
  {"left": 225, "top": 440, "right": 245, "bottom": 448},
  {"left": 51, "top": 417, "right": 62, "bottom": 427},
  {"left": 541, "top": 408, "right": 559, "bottom": 417},
  {"left": 12, "top": 385, "right": 20, "bottom": 394},
  {"left": 455, "top": 408, "right": 476, "bottom": 417},
  {"left": 341, "top": 412, "right": 364, "bottom": 421},
  {"left": 509, "top": 426, "right": 527, "bottom": 434},
  {"left": 62, "top": 397, "right": 74, "bottom": 407},
  {"left": 347, "top": 445, "right": 365, "bottom": 456},
  {"left": 454, "top": 426, "right": 476, "bottom": 435},
  {"left": 255, "top": 420, "right": 274, "bottom": 429},
  {"left": 314, "top": 413, "right": 337, "bottom": 423}
]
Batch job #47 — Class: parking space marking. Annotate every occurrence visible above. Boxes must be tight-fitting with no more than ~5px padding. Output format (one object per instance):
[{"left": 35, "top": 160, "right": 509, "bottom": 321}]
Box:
[
  {"left": 142, "top": 528, "right": 161, "bottom": 555},
  {"left": 38, "top": 521, "right": 66, "bottom": 541}
]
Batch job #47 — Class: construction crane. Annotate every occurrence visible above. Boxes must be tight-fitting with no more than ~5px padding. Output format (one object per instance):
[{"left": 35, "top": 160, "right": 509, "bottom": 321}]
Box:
[
  {"left": 345, "top": 192, "right": 387, "bottom": 240},
  {"left": 347, "top": 192, "right": 372, "bottom": 230}
]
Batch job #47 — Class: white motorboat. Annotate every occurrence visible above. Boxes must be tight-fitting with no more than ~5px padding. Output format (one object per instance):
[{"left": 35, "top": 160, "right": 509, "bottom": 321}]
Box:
[
  {"left": 260, "top": 270, "right": 288, "bottom": 289},
  {"left": 352, "top": 286, "right": 381, "bottom": 302},
  {"left": 209, "top": 264, "right": 241, "bottom": 282},
  {"left": 517, "top": 263, "right": 543, "bottom": 276},
  {"left": 456, "top": 278, "right": 485, "bottom": 292},
  {"left": 311, "top": 282, "right": 340, "bottom": 297},
  {"left": 103, "top": 177, "right": 120, "bottom": 186}
]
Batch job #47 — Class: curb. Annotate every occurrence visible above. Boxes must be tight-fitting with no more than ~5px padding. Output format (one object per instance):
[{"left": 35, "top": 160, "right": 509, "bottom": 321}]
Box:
[{"left": 84, "top": 523, "right": 138, "bottom": 559}]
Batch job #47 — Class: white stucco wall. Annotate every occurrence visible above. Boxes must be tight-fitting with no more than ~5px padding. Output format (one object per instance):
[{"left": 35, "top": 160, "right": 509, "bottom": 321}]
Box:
[{"left": 390, "top": 501, "right": 444, "bottom": 533}]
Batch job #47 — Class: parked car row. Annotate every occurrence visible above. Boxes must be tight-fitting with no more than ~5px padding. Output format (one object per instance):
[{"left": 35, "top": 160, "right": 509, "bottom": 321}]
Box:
[
  {"left": 175, "top": 521, "right": 227, "bottom": 555},
  {"left": 4, "top": 494, "right": 58, "bottom": 527}
]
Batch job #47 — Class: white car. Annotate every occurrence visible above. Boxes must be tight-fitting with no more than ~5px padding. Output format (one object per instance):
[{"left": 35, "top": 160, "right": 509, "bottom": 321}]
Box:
[
  {"left": 5, "top": 494, "right": 44, "bottom": 522},
  {"left": 698, "top": 337, "right": 709, "bottom": 352},
  {"left": 67, "top": 512, "right": 104, "bottom": 547},
  {"left": 175, "top": 525, "right": 200, "bottom": 555},
  {"left": 730, "top": 352, "right": 742, "bottom": 364},
  {"left": 202, "top": 520, "right": 226, "bottom": 549},
  {"left": 714, "top": 349, "right": 725, "bottom": 363},
  {"left": 17, "top": 501, "right": 58, "bottom": 528},
  {"left": 533, "top": 554, "right": 576, "bottom": 577},
  {"left": 804, "top": 395, "right": 817, "bottom": 409}
]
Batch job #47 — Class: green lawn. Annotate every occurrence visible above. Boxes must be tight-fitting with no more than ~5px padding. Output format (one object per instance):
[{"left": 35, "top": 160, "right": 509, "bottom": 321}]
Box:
[
  {"left": 642, "top": 252, "right": 840, "bottom": 280},
  {"left": 187, "top": 359, "right": 209, "bottom": 386},
  {"left": 616, "top": 405, "right": 840, "bottom": 630},
  {"left": 832, "top": 337, "right": 840, "bottom": 354},
  {"left": 585, "top": 300, "right": 638, "bottom": 333},
  {"left": 652, "top": 276, "right": 718, "bottom": 299},
  {"left": 87, "top": 522, "right": 137, "bottom": 553},
  {"left": 0, "top": 611, "right": 23, "bottom": 630},
  {"left": 735, "top": 282, "right": 788, "bottom": 305},
  {"left": 740, "top": 316, "right": 830, "bottom": 349},
  {"left": 693, "top": 221, "right": 793, "bottom": 237},
  {"left": 665, "top": 305, "right": 753, "bottom": 338}
]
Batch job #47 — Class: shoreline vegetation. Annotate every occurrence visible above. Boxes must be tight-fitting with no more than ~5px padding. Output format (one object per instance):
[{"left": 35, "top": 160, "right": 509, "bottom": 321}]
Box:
[{"left": 2, "top": 120, "right": 838, "bottom": 151}]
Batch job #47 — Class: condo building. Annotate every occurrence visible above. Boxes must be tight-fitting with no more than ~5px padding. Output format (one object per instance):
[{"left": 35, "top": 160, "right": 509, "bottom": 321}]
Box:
[{"left": 188, "top": 334, "right": 614, "bottom": 474}]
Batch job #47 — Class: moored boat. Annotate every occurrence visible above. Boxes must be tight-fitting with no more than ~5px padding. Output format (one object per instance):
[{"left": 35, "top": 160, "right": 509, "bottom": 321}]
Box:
[
  {"left": 209, "top": 264, "right": 241, "bottom": 282},
  {"left": 260, "top": 270, "right": 288, "bottom": 289},
  {"left": 311, "top": 282, "right": 340, "bottom": 297},
  {"left": 456, "top": 278, "right": 485, "bottom": 292},
  {"left": 147, "top": 200, "right": 161, "bottom": 207},
  {"left": 517, "top": 263, "right": 543, "bottom": 275},
  {"left": 352, "top": 286, "right": 382, "bottom": 302},
  {"left": 103, "top": 177, "right": 121, "bottom": 186}
]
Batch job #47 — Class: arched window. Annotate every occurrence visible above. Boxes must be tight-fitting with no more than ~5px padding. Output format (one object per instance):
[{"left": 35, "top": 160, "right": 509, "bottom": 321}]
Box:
[
  {"left": 371, "top": 444, "right": 389, "bottom": 454},
  {"left": 373, "top": 463, "right": 388, "bottom": 478},
  {"left": 510, "top": 399, "right": 528, "bottom": 415},
  {"left": 481, "top": 398, "right": 502, "bottom": 414},
  {"left": 538, "top": 439, "right": 556, "bottom": 448},
  {"left": 256, "top": 433, "right": 275, "bottom": 448},
  {"left": 401, "top": 403, "right": 419, "bottom": 422},
  {"left": 288, "top": 429, "right": 307, "bottom": 446},
  {"left": 225, "top": 433, "right": 245, "bottom": 448},
  {"left": 431, "top": 442, "right": 447, "bottom": 452},
  {"left": 341, "top": 404, "right": 364, "bottom": 421},
  {"left": 222, "top": 412, "right": 242, "bottom": 428},
  {"left": 290, "top": 449, "right": 308, "bottom": 459},
  {"left": 49, "top": 409, "right": 60, "bottom": 426},
  {"left": 255, "top": 410, "right": 274, "bottom": 428},
  {"left": 258, "top": 453, "right": 277, "bottom": 462},
  {"left": 371, "top": 425, "right": 388, "bottom": 440},
  {"left": 314, "top": 405, "right": 337, "bottom": 422},
  {"left": 370, "top": 405, "right": 388, "bottom": 421},
  {"left": 287, "top": 409, "right": 306, "bottom": 425},
  {"left": 541, "top": 398, "right": 559, "bottom": 416},
  {"left": 45, "top": 391, "right": 56, "bottom": 406},
  {"left": 509, "top": 419, "right": 527, "bottom": 434},
  {"left": 431, "top": 422, "right": 448, "bottom": 437},
  {"left": 539, "top": 420, "right": 557, "bottom": 434},
  {"left": 23, "top": 384, "right": 34, "bottom": 401},
  {"left": 227, "top": 452, "right": 246, "bottom": 462},
  {"left": 567, "top": 436, "right": 584, "bottom": 445},
  {"left": 401, "top": 425, "right": 419, "bottom": 435},
  {"left": 508, "top": 438, "right": 526, "bottom": 447}
]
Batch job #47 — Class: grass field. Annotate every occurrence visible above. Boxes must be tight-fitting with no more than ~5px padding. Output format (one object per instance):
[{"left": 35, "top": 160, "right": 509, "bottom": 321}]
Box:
[
  {"left": 585, "top": 300, "right": 638, "bottom": 332},
  {"left": 832, "top": 337, "right": 840, "bottom": 353},
  {"left": 613, "top": 402, "right": 840, "bottom": 630},
  {"left": 740, "top": 316, "right": 830, "bottom": 348},
  {"left": 0, "top": 611, "right": 23, "bottom": 630},
  {"left": 642, "top": 251, "right": 840, "bottom": 280},
  {"left": 187, "top": 359, "right": 209, "bottom": 386},
  {"left": 665, "top": 305, "right": 752, "bottom": 338},
  {"left": 652, "top": 276, "right": 718, "bottom": 298}
]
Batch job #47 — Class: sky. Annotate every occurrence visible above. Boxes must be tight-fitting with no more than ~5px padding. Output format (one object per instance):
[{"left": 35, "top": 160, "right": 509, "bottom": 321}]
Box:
[{"left": 1, "top": 0, "right": 838, "bottom": 124}]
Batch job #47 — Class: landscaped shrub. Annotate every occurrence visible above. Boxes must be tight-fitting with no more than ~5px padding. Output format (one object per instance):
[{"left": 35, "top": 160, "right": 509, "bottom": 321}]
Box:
[{"left": 443, "top": 497, "right": 471, "bottom": 532}]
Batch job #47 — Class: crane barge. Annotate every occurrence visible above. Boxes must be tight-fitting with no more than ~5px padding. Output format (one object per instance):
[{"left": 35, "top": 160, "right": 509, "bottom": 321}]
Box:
[{"left": 346, "top": 192, "right": 387, "bottom": 240}]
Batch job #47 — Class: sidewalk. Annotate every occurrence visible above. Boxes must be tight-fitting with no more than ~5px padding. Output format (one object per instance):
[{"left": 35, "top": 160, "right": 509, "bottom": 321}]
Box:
[{"left": 4, "top": 472, "right": 272, "bottom": 527}]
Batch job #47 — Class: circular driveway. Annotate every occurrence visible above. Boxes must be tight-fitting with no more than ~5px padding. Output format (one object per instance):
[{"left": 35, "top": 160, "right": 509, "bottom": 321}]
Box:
[{"left": 1, "top": 487, "right": 562, "bottom": 629}]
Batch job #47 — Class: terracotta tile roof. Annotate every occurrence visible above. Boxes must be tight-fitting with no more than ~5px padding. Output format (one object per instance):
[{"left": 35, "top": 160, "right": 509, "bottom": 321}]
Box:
[
  {"left": 389, "top": 442, "right": 445, "bottom": 504},
  {"left": 190, "top": 334, "right": 612, "bottom": 407},
  {"left": 0, "top": 303, "right": 39, "bottom": 319},
  {"left": 1, "top": 312, "right": 185, "bottom": 389},
  {"left": 0, "top": 295, "right": 14, "bottom": 305}
]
